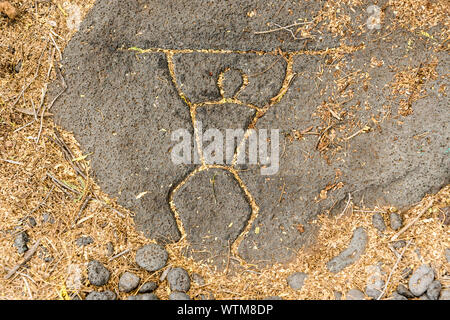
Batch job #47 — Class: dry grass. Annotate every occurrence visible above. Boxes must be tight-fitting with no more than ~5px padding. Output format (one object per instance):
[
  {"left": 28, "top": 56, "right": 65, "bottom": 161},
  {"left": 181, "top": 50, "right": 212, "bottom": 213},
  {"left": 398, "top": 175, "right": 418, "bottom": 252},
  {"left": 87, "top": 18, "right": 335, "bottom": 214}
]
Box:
[{"left": 0, "top": 0, "right": 448, "bottom": 300}]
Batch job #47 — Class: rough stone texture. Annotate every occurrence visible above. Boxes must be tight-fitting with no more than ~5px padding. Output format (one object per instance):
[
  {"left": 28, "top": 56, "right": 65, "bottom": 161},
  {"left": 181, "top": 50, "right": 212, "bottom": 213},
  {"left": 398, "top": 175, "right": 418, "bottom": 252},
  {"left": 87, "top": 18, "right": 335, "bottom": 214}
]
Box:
[
  {"left": 167, "top": 267, "right": 191, "bottom": 292},
  {"left": 51, "top": 0, "right": 449, "bottom": 267},
  {"left": 408, "top": 265, "right": 435, "bottom": 296},
  {"left": 87, "top": 260, "right": 110, "bottom": 286},
  {"left": 396, "top": 284, "right": 415, "bottom": 299},
  {"left": 127, "top": 293, "right": 159, "bottom": 300},
  {"left": 169, "top": 292, "right": 191, "bottom": 300},
  {"left": 388, "top": 292, "right": 408, "bottom": 301},
  {"left": 13, "top": 231, "right": 29, "bottom": 254},
  {"left": 372, "top": 213, "right": 386, "bottom": 232},
  {"left": 173, "top": 168, "right": 252, "bottom": 267},
  {"left": 445, "top": 248, "right": 450, "bottom": 263},
  {"left": 135, "top": 244, "right": 168, "bottom": 272},
  {"left": 326, "top": 227, "right": 367, "bottom": 273},
  {"left": 346, "top": 289, "right": 365, "bottom": 300},
  {"left": 85, "top": 290, "right": 116, "bottom": 300},
  {"left": 426, "top": 280, "right": 442, "bottom": 300},
  {"left": 365, "top": 264, "right": 384, "bottom": 299},
  {"left": 138, "top": 281, "right": 158, "bottom": 293},
  {"left": 76, "top": 236, "right": 94, "bottom": 247},
  {"left": 287, "top": 272, "right": 307, "bottom": 290},
  {"left": 118, "top": 271, "right": 141, "bottom": 293},
  {"left": 389, "top": 212, "right": 403, "bottom": 230}
]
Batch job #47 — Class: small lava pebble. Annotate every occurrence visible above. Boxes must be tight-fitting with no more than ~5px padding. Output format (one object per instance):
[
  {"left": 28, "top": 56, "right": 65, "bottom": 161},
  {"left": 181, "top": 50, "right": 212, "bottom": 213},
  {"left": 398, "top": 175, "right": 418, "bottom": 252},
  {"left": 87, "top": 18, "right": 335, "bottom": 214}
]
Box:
[
  {"left": 75, "top": 236, "right": 94, "bottom": 247},
  {"left": 42, "top": 213, "right": 55, "bottom": 224},
  {"left": 389, "top": 212, "right": 402, "bottom": 230},
  {"left": 372, "top": 213, "right": 386, "bottom": 232},
  {"left": 408, "top": 264, "right": 434, "bottom": 296},
  {"left": 445, "top": 248, "right": 450, "bottom": 263},
  {"left": 346, "top": 289, "right": 365, "bottom": 300},
  {"left": 138, "top": 281, "right": 158, "bottom": 293},
  {"left": 287, "top": 272, "right": 307, "bottom": 290},
  {"left": 169, "top": 292, "right": 190, "bottom": 300},
  {"left": 426, "top": 280, "right": 441, "bottom": 300},
  {"left": 119, "top": 271, "right": 141, "bottom": 292},
  {"left": 87, "top": 260, "right": 110, "bottom": 286},
  {"left": 388, "top": 292, "right": 408, "bottom": 300},
  {"left": 396, "top": 284, "right": 415, "bottom": 298},
  {"left": 392, "top": 240, "right": 406, "bottom": 250},
  {"left": 13, "top": 231, "right": 29, "bottom": 254},
  {"left": 85, "top": 290, "right": 116, "bottom": 300},
  {"left": 127, "top": 293, "right": 159, "bottom": 300},
  {"left": 27, "top": 217, "right": 37, "bottom": 228},
  {"left": 167, "top": 267, "right": 191, "bottom": 292},
  {"left": 135, "top": 244, "right": 168, "bottom": 272}
]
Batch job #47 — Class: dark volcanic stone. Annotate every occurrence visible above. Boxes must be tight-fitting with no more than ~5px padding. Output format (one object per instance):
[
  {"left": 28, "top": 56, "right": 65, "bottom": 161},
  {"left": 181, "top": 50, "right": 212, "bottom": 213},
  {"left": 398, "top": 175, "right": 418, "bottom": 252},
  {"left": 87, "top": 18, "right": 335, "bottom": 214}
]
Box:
[
  {"left": 408, "top": 264, "right": 434, "bottom": 296},
  {"left": 85, "top": 290, "right": 116, "bottom": 300},
  {"left": 388, "top": 292, "right": 408, "bottom": 300},
  {"left": 167, "top": 267, "right": 191, "bottom": 292},
  {"left": 396, "top": 284, "right": 415, "bottom": 299},
  {"left": 372, "top": 213, "right": 386, "bottom": 232},
  {"left": 169, "top": 291, "right": 191, "bottom": 300},
  {"left": 389, "top": 212, "right": 403, "bottom": 230},
  {"left": 51, "top": 0, "right": 450, "bottom": 268},
  {"left": 13, "top": 232, "right": 29, "bottom": 254},
  {"left": 346, "top": 289, "right": 365, "bottom": 300},
  {"left": 135, "top": 244, "right": 168, "bottom": 272},
  {"left": 286, "top": 272, "right": 307, "bottom": 290},
  {"left": 172, "top": 168, "right": 251, "bottom": 268},
  {"left": 326, "top": 227, "right": 367, "bottom": 273},
  {"left": 87, "top": 260, "right": 110, "bottom": 286},
  {"left": 426, "top": 280, "right": 441, "bottom": 300},
  {"left": 118, "top": 271, "right": 141, "bottom": 292},
  {"left": 76, "top": 236, "right": 94, "bottom": 247},
  {"left": 138, "top": 281, "right": 158, "bottom": 293}
]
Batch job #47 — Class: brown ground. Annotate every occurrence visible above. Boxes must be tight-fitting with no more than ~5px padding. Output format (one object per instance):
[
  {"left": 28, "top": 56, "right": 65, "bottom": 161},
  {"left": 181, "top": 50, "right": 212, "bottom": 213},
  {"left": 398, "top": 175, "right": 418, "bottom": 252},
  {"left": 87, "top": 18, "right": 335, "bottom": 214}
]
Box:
[{"left": 0, "top": 0, "right": 448, "bottom": 300}]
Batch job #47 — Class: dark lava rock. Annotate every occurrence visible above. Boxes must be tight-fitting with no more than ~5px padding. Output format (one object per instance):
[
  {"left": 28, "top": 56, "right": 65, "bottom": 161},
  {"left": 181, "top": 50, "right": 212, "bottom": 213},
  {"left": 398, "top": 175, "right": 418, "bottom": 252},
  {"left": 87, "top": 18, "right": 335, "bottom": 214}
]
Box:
[
  {"left": 388, "top": 292, "right": 408, "bottom": 300},
  {"left": 393, "top": 240, "right": 406, "bottom": 250},
  {"left": 286, "top": 272, "right": 307, "bottom": 290},
  {"left": 106, "top": 242, "right": 114, "bottom": 257},
  {"left": 396, "top": 284, "right": 415, "bottom": 299},
  {"left": 169, "top": 292, "right": 190, "bottom": 300},
  {"left": 85, "top": 290, "right": 116, "bottom": 300},
  {"left": 135, "top": 244, "right": 168, "bottom": 272},
  {"left": 50, "top": 0, "right": 450, "bottom": 268},
  {"left": 426, "top": 280, "right": 441, "bottom": 300},
  {"left": 408, "top": 264, "right": 434, "bottom": 296},
  {"left": 389, "top": 212, "right": 403, "bottom": 230},
  {"left": 138, "top": 281, "right": 158, "bottom": 293},
  {"left": 118, "top": 271, "right": 141, "bottom": 293},
  {"left": 27, "top": 217, "right": 37, "bottom": 228},
  {"left": 365, "top": 286, "right": 382, "bottom": 300},
  {"left": 167, "top": 267, "right": 191, "bottom": 292},
  {"left": 346, "top": 289, "right": 365, "bottom": 300},
  {"left": 127, "top": 293, "right": 158, "bottom": 300},
  {"left": 172, "top": 168, "right": 252, "bottom": 268},
  {"left": 13, "top": 231, "right": 29, "bottom": 254},
  {"left": 76, "top": 236, "right": 94, "bottom": 247},
  {"left": 326, "top": 227, "right": 367, "bottom": 273},
  {"left": 372, "top": 213, "right": 386, "bottom": 232},
  {"left": 87, "top": 260, "right": 110, "bottom": 286}
]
